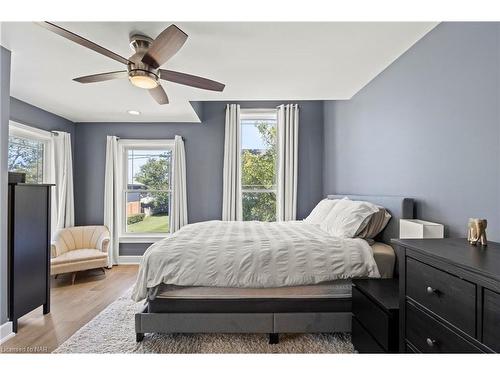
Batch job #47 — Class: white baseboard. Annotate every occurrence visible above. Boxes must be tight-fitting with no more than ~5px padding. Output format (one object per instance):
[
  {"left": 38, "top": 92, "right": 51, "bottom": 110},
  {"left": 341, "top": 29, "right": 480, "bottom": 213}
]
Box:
[
  {"left": 0, "top": 321, "right": 15, "bottom": 344},
  {"left": 117, "top": 255, "right": 142, "bottom": 265}
]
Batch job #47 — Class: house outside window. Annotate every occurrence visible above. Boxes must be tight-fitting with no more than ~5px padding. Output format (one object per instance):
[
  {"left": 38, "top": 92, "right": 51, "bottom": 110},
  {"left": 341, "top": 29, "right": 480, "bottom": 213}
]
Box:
[
  {"left": 118, "top": 139, "right": 174, "bottom": 242},
  {"left": 240, "top": 109, "right": 278, "bottom": 221},
  {"left": 8, "top": 122, "right": 52, "bottom": 184}
]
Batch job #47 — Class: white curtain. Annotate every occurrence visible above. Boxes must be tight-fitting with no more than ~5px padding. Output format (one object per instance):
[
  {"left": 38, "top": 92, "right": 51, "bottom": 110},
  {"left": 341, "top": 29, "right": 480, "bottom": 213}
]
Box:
[
  {"left": 50, "top": 131, "right": 75, "bottom": 231},
  {"left": 170, "top": 135, "right": 188, "bottom": 233},
  {"left": 276, "top": 104, "right": 299, "bottom": 221},
  {"left": 222, "top": 104, "right": 242, "bottom": 221},
  {"left": 103, "top": 136, "right": 121, "bottom": 267}
]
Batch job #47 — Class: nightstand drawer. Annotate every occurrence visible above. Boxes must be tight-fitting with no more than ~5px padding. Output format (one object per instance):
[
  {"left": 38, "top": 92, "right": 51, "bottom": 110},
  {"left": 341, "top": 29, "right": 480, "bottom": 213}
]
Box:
[
  {"left": 352, "top": 317, "right": 385, "bottom": 353},
  {"left": 482, "top": 289, "right": 500, "bottom": 352},
  {"left": 406, "top": 257, "right": 476, "bottom": 336},
  {"left": 352, "top": 286, "right": 390, "bottom": 350},
  {"left": 406, "top": 302, "right": 482, "bottom": 353}
]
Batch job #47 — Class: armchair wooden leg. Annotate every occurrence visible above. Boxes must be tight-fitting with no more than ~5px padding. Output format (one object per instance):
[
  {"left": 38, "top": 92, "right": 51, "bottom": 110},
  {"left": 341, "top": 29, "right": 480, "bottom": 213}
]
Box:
[
  {"left": 54, "top": 274, "right": 59, "bottom": 279},
  {"left": 71, "top": 272, "right": 77, "bottom": 285},
  {"left": 100, "top": 267, "right": 106, "bottom": 274}
]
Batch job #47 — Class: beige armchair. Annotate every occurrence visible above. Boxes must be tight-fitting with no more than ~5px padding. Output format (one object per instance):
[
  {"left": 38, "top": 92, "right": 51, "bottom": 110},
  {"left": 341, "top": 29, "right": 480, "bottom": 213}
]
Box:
[{"left": 51, "top": 225, "right": 110, "bottom": 284}]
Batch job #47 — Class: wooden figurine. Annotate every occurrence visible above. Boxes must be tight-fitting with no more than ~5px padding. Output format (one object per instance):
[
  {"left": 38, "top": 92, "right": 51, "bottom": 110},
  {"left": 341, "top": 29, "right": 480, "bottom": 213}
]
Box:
[{"left": 467, "top": 218, "right": 487, "bottom": 246}]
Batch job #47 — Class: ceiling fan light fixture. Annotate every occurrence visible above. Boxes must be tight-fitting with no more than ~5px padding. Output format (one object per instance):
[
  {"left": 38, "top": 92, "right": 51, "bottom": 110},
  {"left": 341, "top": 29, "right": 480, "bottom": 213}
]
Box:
[{"left": 128, "top": 70, "right": 159, "bottom": 89}]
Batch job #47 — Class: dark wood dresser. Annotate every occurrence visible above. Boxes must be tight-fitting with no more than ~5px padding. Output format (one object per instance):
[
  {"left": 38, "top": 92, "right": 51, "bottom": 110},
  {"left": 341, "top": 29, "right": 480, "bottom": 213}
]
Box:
[
  {"left": 392, "top": 238, "right": 500, "bottom": 353},
  {"left": 352, "top": 278, "right": 399, "bottom": 353},
  {"left": 8, "top": 182, "right": 53, "bottom": 333}
]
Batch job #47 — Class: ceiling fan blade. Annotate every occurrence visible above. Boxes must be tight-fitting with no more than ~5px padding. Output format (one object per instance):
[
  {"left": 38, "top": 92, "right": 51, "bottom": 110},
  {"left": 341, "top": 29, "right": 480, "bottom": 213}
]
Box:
[
  {"left": 149, "top": 84, "right": 169, "bottom": 105},
  {"left": 141, "top": 25, "right": 188, "bottom": 69},
  {"left": 35, "top": 22, "right": 130, "bottom": 65},
  {"left": 73, "top": 71, "right": 128, "bottom": 83},
  {"left": 159, "top": 69, "right": 225, "bottom": 92}
]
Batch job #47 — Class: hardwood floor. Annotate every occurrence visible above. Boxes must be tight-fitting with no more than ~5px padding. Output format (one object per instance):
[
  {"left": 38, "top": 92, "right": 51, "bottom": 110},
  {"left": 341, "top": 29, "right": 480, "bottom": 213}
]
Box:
[{"left": 0, "top": 265, "right": 138, "bottom": 353}]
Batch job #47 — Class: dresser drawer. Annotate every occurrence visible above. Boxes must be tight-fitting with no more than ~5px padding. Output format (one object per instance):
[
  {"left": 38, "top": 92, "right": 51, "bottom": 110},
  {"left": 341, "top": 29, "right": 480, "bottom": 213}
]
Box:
[
  {"left": 482, "top": 289, "right": 500, "bottom": 352},
  {"left": 352, "top": 286, "right": 391, "bottom": 351},
  {"left": 406, "top": 302, "right": 482, "bottom": 353},
  {"left": 352, "top": 317, "right": 385, "bottom": 353},
  {"left": 406, "top": 257, "right": 476, "bottom": 336}
]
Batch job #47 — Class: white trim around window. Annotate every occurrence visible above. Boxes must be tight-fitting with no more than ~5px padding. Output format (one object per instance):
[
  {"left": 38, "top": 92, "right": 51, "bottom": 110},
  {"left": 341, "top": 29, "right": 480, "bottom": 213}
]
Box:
[
  {"left": 240, "top": 108, "right": 277, "bottom": 120},
  {"left": 117, "top": 139, "right": 175, "bottom": 148},
  {"left": 8, "top": 121, "right": 53, "bottom": 184},
  {"left": 117, "top": 139, "right": 175, "bottom": 243}
]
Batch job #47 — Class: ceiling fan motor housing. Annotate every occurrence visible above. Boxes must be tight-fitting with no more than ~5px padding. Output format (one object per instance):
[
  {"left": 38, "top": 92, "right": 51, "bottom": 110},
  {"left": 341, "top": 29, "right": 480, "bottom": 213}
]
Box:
[
  {"left": 129, "top": 34, "right": 153, "bottom": 53},
  {"left": 128, "top": 34, "right": 160, "bottom": 89}
]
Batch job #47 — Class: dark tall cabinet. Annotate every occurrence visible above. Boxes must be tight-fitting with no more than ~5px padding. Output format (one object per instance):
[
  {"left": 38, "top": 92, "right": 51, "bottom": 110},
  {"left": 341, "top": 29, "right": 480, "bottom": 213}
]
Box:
[{"left": 8, "top": 182, "right": 53, "bottom": 332}]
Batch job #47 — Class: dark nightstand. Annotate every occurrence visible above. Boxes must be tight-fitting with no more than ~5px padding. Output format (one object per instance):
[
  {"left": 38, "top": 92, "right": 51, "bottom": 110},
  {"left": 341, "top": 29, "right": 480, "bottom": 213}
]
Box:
[
  {"left": 392, "top": 238, "right": 500, "bottom": 353},
  {"left": 352, "top": 278, "right": 399, "bottom": 353}
]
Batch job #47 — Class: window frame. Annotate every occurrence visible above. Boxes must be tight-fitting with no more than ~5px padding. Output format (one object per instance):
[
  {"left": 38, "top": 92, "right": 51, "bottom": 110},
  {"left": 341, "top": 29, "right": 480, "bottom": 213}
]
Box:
[
  {"left": 240, "top": 109, "right": 278, "bottom": 221},
  {"left": 117, "top": 139, "right": 174, "bottom": 243},
  {"left": 8, "top": 121, "right": 53, "bottom": 184}
]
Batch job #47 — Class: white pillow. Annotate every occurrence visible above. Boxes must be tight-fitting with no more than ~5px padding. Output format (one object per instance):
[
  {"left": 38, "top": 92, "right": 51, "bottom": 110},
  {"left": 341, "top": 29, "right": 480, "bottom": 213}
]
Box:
[
  {"left": 304, "top": 199, "right": 341, "bottom": 225},
  {"left": 320, "top": 199, "right": 379, "bottom": 238},
  {"left": 356, "top": 206, "right": 392, "bottom": 239}
]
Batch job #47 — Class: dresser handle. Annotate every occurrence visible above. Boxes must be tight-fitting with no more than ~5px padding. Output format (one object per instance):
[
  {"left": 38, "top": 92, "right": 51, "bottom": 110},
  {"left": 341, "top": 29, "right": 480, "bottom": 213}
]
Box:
[
  {"left": 426, "top": 286, "right": 438, "bottom": 295},
  {"left": 426, "top": 338, "right": 437, "bottom": 347}
]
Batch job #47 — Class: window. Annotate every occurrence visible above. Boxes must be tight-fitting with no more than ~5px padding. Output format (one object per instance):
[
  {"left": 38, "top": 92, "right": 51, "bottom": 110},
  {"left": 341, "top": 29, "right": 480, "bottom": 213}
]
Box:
[
  {"left": 119, "top": 140, "right": 174, "bottom": 241},
  {"left": 8, "top": 122, "right": 52, "bottom": 184},
  {"left": 240, "top": 109, "right": 278, "bottom": 221}
]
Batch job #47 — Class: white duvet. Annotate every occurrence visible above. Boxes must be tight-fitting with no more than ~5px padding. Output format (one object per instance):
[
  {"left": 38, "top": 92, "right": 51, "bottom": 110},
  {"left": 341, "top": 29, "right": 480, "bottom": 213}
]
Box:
[{"left": 131, "top": 220, "right": 380, "bottom": 301}]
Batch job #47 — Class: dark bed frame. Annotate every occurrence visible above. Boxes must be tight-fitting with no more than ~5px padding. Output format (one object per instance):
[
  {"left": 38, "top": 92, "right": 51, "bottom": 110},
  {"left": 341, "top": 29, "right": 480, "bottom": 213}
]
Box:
[{"left": 135, "top": 194, "right": 414, "bottom": 344}]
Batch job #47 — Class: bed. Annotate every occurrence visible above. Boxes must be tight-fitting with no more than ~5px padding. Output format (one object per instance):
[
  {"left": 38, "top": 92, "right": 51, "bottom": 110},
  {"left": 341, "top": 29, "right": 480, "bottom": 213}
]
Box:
[{"left": 134, "top": 194, "right": 414, "bottom": 343}]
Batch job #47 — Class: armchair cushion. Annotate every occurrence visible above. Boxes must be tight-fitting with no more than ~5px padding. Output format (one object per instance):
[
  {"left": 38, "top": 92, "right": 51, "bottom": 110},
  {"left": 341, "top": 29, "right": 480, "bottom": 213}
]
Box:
[{"left": 51, "top": 249, "right": 108, "bottom": 266}]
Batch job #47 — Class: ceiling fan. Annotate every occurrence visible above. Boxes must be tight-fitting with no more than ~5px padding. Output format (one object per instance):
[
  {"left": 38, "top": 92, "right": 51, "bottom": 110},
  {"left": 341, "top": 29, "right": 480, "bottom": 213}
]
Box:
[{"left": 36, "top": 22, "right": 225, "bottom": 105}]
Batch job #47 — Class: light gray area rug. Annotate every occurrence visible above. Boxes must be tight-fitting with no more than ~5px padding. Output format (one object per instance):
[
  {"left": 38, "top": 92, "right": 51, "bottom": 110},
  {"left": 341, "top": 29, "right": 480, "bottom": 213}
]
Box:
[{"left": 53, "top": 291, "right": 355, "bottom": 354}]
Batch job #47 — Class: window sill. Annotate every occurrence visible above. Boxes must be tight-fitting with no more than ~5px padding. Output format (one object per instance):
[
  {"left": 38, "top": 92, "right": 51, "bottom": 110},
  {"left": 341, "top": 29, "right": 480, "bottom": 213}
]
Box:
[{"left": 119, "top": 234, "right": 170, "bottom": 244}]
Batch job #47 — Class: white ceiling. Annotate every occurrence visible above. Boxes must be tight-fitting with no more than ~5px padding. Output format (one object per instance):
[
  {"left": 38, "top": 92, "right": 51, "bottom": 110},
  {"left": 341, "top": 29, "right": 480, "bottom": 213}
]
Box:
[{"left": 1, "top": 22, "right": 437, "bottom": 123}]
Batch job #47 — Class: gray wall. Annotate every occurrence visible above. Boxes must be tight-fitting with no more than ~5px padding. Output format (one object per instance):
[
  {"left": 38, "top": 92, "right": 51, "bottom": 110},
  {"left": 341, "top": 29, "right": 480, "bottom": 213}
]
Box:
[
  {"left": 74, "top": 101, "right": 324, "bottom": 255},
  {"left": 323, "top": 22, "right": 500, "bottom": 240},
  {"left": 0, "top": 47, "right": 11, "bottom": 326},
  {"left": 10, "top": 97, "right": 75, "bottom": 142}
]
